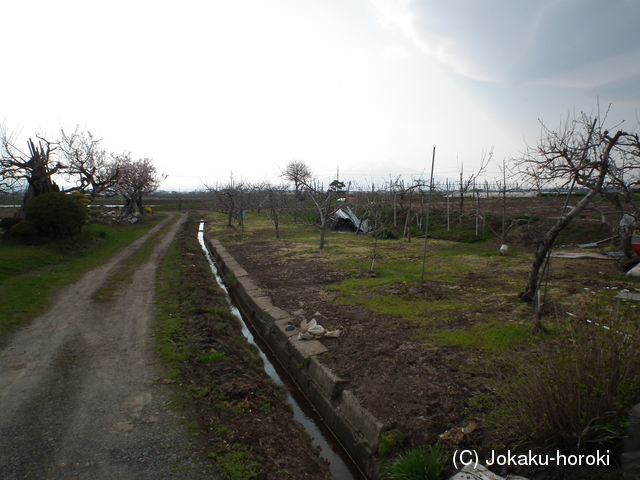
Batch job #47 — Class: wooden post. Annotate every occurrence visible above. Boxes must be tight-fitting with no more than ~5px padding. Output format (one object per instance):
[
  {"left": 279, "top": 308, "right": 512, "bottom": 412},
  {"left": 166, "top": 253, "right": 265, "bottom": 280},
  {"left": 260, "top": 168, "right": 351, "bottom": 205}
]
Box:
[{"left": 421, "top": 146, "right": 436, "bottom": 283}]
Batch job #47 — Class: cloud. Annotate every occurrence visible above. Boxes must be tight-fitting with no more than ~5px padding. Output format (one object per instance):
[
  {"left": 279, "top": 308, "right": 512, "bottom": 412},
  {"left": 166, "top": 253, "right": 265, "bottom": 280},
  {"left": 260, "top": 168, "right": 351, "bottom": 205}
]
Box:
[
  {"left": 380, "top": 44, "right": 409, "bottom": 59},
  {"left": 533, "top": 50, "right": 640, "bottom": 89},
  {"left": 370, "top": 0, "right": 640, "bottom": 88}
]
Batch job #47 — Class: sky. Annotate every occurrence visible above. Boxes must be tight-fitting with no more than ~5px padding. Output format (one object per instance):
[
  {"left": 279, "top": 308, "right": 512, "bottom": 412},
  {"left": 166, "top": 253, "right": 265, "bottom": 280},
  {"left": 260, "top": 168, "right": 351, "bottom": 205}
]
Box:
[{"left": 2, "top": 0, "right": 640, "bottom": 192}]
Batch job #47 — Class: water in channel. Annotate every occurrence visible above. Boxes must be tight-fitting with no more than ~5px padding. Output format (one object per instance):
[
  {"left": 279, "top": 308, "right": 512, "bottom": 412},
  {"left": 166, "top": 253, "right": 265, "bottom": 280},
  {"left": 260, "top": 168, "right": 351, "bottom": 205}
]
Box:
[{"left": 197, "top": 223, "right": 363, "bottom": 480}]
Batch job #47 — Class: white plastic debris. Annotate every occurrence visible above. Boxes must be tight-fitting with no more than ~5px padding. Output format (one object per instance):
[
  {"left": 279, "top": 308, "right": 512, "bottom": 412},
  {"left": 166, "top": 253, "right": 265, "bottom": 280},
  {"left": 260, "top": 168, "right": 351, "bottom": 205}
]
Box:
[
  {"left": 298, "top": 318, "right": 341, "bottom": 340},
  {"left": 308, "top": 320, "right": 326, "bottom": 336},
  {"left": 449, "top": 464, "right": 529, "bottom": 480},
  {"left": 297, "top": 332, "right": 316, "bottom": 340},
  {"left": 627, "top": 264, "right": 640, "bottom": 277},
  {"left": 299, "top": 318, "right": 326, "bottom": 336}
]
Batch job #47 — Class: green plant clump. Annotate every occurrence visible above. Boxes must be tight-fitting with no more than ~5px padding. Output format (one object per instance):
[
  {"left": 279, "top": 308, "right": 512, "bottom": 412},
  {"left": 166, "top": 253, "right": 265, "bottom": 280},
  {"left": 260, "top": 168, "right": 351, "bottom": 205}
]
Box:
[
  {"left": 200, "top": 350, "right": 226, "bottom": 362},
  {"left": 226, "top": 271, "right": 238, "bottom": 286},
  {"left": 374, "top": 225, "right": 399, "bottom": 240},
  {"left": 378, "top": 430, "right": 404, "bottom": 457},
  {"left": 0, "top": 217, "right": 22, "bottom": 232},
  {"left": 9, "top": 220, "right": 38, "bottom": 241},
  {"left": 25, "top": 192, "right": 89, "bottom": 238},
  {"left": 382, "top": 443, "right": 448, "bottom": 480},
  {"left": 297, "top": 356, "right": 311, "bottom": 369},
  {"left": 430, "top": 322, "right": 532, "bottom": 353},
  {"left": 216, "top": 446, "right": 261, "bottom": 480}
]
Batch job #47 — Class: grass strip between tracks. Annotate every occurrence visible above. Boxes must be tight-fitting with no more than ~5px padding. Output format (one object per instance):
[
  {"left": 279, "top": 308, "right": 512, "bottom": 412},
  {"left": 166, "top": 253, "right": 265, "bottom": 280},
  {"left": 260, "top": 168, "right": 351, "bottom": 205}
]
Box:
[{"left": 0, "top": 214, "right": 165, "bottom": 341}]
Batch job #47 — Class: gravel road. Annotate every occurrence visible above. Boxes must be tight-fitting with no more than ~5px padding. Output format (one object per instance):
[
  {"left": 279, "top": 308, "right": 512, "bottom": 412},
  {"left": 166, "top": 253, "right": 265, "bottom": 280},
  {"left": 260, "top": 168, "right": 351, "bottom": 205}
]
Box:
[{"left": 0, "top": 213, "right": 218, "bottom": 480}]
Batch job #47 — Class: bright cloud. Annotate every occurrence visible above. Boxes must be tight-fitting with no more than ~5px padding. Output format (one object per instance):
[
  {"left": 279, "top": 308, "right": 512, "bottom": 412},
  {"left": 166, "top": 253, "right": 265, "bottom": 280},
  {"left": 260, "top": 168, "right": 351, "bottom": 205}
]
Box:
[
  {"left": 370, "top": 0, "right": 640, "bottom": 88},
  {"left": 1, "top": 0, "right": 639, "bottom": 191}
]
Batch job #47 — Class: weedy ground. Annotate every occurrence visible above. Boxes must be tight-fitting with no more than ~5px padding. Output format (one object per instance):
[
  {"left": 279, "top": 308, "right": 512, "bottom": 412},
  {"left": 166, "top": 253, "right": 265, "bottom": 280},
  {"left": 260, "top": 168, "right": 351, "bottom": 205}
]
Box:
[
  {"left": 154, "top": 215, "right": 332, "bottom": 480},
  {"left": 2, "top": 197, "right": 635, "bottom": 480},
  {"left": 205, "top": 201, "right": 638, "bottom": 480}
]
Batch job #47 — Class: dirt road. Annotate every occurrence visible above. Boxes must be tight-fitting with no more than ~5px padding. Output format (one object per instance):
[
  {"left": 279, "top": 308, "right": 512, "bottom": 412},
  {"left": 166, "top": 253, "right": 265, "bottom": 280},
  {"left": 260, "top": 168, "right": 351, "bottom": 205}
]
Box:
[{"left": 0, "top": 213, "right": 217, "bottom": 480}]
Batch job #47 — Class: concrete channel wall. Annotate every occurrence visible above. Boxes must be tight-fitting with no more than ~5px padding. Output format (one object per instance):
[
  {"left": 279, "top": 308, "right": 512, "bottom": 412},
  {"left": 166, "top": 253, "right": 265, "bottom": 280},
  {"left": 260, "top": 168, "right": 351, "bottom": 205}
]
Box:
[{"left": 208, "top": 239, "right": 383, "bottom": 479}]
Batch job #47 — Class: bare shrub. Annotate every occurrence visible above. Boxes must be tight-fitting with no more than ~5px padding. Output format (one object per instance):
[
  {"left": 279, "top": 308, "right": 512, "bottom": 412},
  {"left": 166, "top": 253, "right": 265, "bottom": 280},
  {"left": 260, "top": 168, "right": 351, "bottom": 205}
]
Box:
[{"left": 498, "top": 310, "right": 640, "bottom": 454}]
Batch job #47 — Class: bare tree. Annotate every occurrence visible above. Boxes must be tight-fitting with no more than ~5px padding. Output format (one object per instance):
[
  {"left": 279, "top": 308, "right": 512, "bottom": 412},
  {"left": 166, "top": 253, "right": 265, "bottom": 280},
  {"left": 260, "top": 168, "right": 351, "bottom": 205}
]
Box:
[
  {"left": 232, "top": 182, "right": 258, "bottom": 235},
  {"left": 1, "top": 126, "right": 160, "bottom": 221},
  {"left": 385, "top": 177, "right": 427, "bottom": 242},
  {"left": 475, "top": 158, "right": 525, "bottom": 246},
  {"left": 281, "top": 159, "right": 312, "bottom": 199},
  {"left": 261, "top": 182, "right": 291, "bottom": 239},
  {"left": 0, "top": 130, "right": 62, "bottom": 215},
  {"left": 457, "top": 148, "right": 491, "bottom": 225},
  {"left": 303, "top": 178, "right": 348, "bottom": 249},
  {"left": 59, "top": 128, "right": 120, "bottom": 199},
  {"left": 171, "top": 191, "right": 183, "bottom": 211},
  {"left": 205, "top": 177, "right": 237, "bottom": 228},
  {"left": 516, "top": 110, "right": 640, "bottom": 305},
  {"left": 204, "top": 174, "right": 258, "bottom": 233}
]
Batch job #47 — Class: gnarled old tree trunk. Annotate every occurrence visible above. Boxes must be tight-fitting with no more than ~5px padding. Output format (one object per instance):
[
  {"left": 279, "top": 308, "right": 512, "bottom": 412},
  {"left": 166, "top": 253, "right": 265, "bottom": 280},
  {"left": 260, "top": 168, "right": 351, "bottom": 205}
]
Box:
[
  {"left": 119, "top": 194, "right": 143, "bottom": 221},
  {"left": 18, "top": 139, "right": 60, "bottom": 217}
]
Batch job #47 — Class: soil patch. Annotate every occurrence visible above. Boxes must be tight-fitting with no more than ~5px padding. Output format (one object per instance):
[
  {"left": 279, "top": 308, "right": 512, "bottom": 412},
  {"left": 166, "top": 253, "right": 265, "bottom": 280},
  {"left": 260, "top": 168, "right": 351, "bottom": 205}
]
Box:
[
  {"left": 211, "top": 227, "right": 629, "bottom": 480},
  {"left": 222, "top": 240, "right": 477, "bottom": 445}
]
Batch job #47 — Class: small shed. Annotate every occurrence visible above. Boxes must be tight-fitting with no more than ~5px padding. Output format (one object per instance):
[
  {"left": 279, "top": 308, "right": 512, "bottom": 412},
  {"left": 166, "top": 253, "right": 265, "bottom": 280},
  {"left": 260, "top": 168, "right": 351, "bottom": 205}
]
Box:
[{"left": 330, "top": 207, "right": 371, "bottom": 233}]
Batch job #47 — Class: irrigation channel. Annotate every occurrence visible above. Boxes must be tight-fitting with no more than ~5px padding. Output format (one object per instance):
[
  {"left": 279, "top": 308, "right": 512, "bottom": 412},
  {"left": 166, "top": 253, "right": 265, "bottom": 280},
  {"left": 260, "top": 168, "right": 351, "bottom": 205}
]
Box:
[{"left": 197, "top": 222, "right": 364, "bottom": 480}]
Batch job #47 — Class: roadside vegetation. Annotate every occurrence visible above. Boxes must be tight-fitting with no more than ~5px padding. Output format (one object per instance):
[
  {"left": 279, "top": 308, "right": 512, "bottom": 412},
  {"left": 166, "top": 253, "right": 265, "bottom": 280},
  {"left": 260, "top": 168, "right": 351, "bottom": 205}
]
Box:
[
  {"left": 0, "top": 210, "right": 164, "bottom": 341},
  {"left": 381, "top": 442, "right": 447, "bottom": 480},
  {"left": 154, "top": 214, "right": 332, "bottom": 480}
]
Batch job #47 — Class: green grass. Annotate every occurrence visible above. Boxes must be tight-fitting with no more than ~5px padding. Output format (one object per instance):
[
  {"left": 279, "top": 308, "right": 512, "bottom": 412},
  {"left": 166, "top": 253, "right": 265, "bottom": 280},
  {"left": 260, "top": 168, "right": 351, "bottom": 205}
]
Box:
[
  {"left": 216, "top": 446, "right": 261, "bottom": 480},
  {"left": 154, "top": 230, "right": 191, "bottom": 376},
  {"left": 200, "top": 350, "right": 226, "bottom": 362},
  {"left": 91, "top": 214, "right": 180, "bottom": 301},
  {"left": 425, "top": 322, "right": 533, "bottom": 352},
  {"left": 328, "top": 276, "right": 483, "bottom": 324},
  {"left": 0, "top": 216, "right": 165, "bottom": 340},
  {"left": 340, "top": 293, "right": 472, "bottom": 322},
  {"left": 225, "top": 271, "right": 238, "bottom": 286},
  {"left": 381, "top": 443, "right": 448, "bottom": 480},
  {"left": 378, "top": 430, "right": 404, "bottom": 457},
  {"left": 297, "top": 356, "right": 311, "bottom": 369},
  {"left": 208, "top": 211, "right": 529, "bottom": 331}
]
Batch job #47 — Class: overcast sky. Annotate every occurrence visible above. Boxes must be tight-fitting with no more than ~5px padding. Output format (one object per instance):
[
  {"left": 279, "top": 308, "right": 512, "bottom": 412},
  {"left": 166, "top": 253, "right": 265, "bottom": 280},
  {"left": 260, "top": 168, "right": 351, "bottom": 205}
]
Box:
[{"left": 2, "top": 0, "right": 640, "bottom": 191}]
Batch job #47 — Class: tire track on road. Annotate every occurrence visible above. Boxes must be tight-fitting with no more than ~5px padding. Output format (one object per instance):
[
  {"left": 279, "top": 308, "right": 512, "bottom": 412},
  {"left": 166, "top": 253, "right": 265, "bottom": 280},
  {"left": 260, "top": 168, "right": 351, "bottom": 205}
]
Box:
[{"left": 0, "top": 212, "right": 218, "bottom": 480}]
